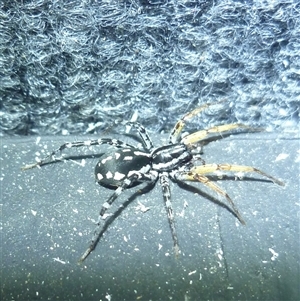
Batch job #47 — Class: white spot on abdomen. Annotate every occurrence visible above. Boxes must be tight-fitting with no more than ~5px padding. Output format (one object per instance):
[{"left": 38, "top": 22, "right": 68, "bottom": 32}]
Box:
[
  {"left": 97, "top": 173, "right": 104, "bottom": 181},
  {"left": 106, "top": 171, "right": 113, "bottom": 179},
  {"left": 114, "top": 172, "right": 126, "bottom": 181}
]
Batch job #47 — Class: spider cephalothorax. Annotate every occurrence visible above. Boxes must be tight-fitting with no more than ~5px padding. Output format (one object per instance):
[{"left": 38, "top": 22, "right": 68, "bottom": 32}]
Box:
[{"left": 22, "top": 102, "right": 284, "bottom": 262}]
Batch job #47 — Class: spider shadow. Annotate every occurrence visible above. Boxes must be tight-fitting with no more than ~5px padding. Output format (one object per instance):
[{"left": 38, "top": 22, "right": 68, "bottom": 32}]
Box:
[
  {"left": 89, "top": 181, "right": 157, "bottom": 254},
  {"left": 88, "top": 174, "right": 272, "bottom": 252},
  {"left": 172, "top": 175, "right": 273, "bottom": 223},
  {"left": 89, "top": 174, "right": 272, "bottom": 257}
]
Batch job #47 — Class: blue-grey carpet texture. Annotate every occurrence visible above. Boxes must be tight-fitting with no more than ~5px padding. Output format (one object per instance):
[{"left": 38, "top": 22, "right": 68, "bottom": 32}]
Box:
[{"left": 0, "top": 0, "right": 299, "bottom": 136}]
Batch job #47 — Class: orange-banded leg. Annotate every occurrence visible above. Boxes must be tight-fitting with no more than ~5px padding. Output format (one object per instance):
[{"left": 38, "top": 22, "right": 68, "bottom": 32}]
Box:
[
  {"left": 169, "top": 100, "right": 226, "bottom": 144},
  {"left": 175, "top": 164, "right": 284, "bottom": 224},
  {"left": 181, "top": 123, "right": 251, "bottom": 146},
  {"left": 189, "top": 164, "right": 284, "bottom": 187}
]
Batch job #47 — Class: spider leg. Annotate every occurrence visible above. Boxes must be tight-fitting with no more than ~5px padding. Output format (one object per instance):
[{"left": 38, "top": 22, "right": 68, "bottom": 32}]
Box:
[
  {"left": 169, "top": 100, "right": 226, "bottom": 144},
  {"left": 175, "top": 163, "right": 284, "bottom": 224},
  {"left": 189, "top": 164, "right": 284, "bottom": 186},
  {"left": 97, "top": 170, "right": 157, "bottom": 218},
  {"left": 159, "top": 172, "right": 180, "bottom": 257},
  {"left": 125, "top": 122, "right": 154, "bottom": 151},
  {"left": 79, "top": 171, "right": 158, "bottom": 263},
  {"left": 22, "top": 138, "right": 135, "bottom": 170},
  {"left": 181, "top": 123, "right": 250, "bottom": 145},
  {"left": 175, "top": 172, "right": 246, "bottom": 225}
]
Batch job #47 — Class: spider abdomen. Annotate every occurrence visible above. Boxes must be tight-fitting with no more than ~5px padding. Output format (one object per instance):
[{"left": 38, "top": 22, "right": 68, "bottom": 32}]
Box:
[{"left": 95, "top": 148, "right": 151, "bottom": 189}]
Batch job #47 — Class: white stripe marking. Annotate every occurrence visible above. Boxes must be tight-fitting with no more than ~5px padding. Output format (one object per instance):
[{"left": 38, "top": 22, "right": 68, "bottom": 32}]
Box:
[
  {"left": 134, "top": 151, "right": 150, "bottom": 157},
  {"left": 103, "top": 202, "right": 110, "bottom": 209},
  {"left": 124, "top": 156, "right": 133, "bottom": 161},
  {"left": 101, "top": 156, "right": 113, "bottom": 164}
]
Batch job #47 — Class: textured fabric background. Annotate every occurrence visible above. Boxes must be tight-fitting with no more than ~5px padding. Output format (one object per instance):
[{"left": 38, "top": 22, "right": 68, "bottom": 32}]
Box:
[{"left": 0, "top": 0, "right": 299, "bottom": 136}]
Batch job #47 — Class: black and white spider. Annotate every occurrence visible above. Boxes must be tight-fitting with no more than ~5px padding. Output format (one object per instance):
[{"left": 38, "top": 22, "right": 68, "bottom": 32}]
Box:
[{"left": 22, "top": 102, "right": 284, "bottom": 262}]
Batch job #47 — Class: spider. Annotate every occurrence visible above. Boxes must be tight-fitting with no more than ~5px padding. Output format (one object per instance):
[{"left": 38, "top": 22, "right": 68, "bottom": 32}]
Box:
[{"left": 22, "top": 102, "right": 284, "bottom": 263}]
